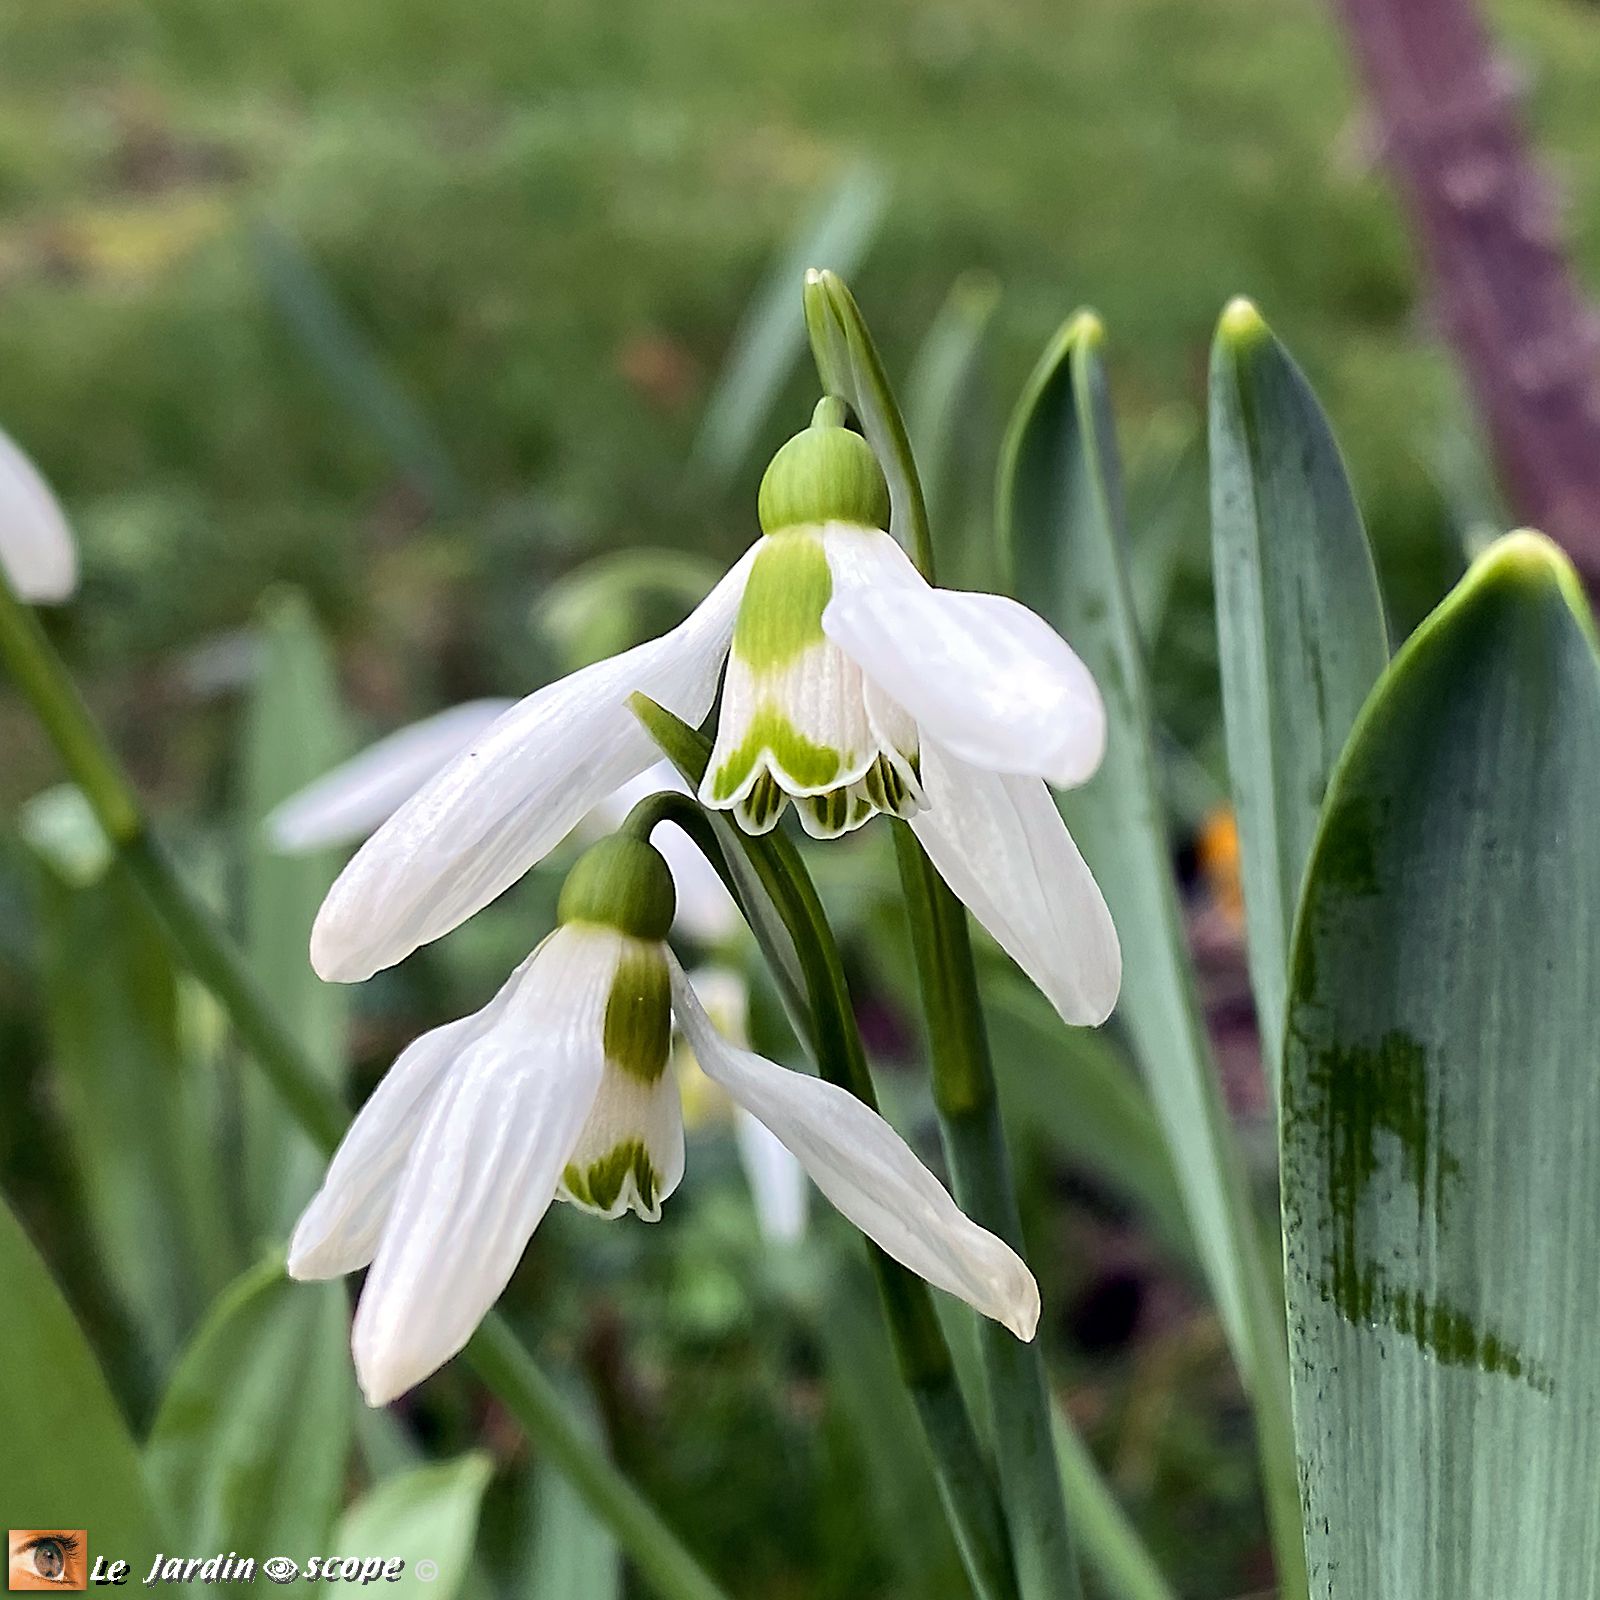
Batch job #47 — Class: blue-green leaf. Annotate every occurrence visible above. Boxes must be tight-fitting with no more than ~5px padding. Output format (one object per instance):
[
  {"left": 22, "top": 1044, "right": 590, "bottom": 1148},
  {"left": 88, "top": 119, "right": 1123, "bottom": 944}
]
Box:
[
  {"left": 334, "top": 1455, "right": 494, "bottom": 1600},
  {"left": 145, "top": 1256, "right": 356, "bottom": 1554},
  {"left": 0, "top": 1190, "right": 165, "bottom": 1561},
  {"left": 1282, "top": 532, "right": 1600, "bottom": 1597},
  {"left": 1208, "top": 300, "right": 1389, "bottom": 1097},
  {"left": 241, "top": 590, "right": 348, "bottom": 1239},
  {"left": 998, "top": 313, "right": 1305, "bottom": 1596}
]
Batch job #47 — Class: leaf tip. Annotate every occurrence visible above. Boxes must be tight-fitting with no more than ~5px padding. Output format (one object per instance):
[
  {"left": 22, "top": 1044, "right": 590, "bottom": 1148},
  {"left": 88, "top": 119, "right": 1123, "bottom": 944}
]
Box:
[
  {"left": 1065, "top": 308, "right": 1105, "bottom": 350},
  {"left": 1216, "top": 295, "right": 1269, "bottom": 349}
]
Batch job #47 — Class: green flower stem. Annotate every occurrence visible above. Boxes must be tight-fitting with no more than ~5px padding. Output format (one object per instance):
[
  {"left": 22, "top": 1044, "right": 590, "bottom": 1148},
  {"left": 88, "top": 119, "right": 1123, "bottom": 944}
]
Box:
[
  {"left": 894, "top": 827, "right": 1085, "bottom": 1600},
  {"left": 803, "top": 266, "right": 1083, "bottom": 1600},
  {"left": 631, "top": 698, "right": 1019, "bottom": 1600},
  {"left": 0, "top": 569, "right": 730, "bottom": 1600}
]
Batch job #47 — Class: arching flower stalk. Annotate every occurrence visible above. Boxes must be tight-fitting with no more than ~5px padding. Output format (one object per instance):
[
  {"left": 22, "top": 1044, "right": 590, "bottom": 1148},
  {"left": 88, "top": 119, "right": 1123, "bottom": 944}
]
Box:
[
  {"left": 289, "top": 836, "right": 1036, "bottom": 1404},
  {"left": 309, "top": 400, "right": 1120, "bottom": 1027}
]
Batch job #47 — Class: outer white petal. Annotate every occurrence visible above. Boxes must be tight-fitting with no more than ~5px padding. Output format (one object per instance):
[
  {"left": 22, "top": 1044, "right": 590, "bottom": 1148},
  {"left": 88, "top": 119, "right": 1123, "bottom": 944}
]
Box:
[
  {"left": 268, "top": 700, "right": 516, "bottom": 854},
  {"left": 0, "top": 426, "right": 76, "bottom": 603},
  {"left": 350, "top": 927, "right": 616, "bottom": 1404},
  {"left": 668, "top": 955, "right": 1039, "bottom": 1339},
  {"left": 581, "top": 761, "right": 739, "bottom": 943},
  {"left": 311, "top": 545, "right": 757, "bottom": 982},
  {"left": 820, "top": 524, "right": 1105, "bottom": 786},
  {"left": 286, "top": 944, "right": 538, "bottom": 1279},
  {"left": 733, "top": 1110, "right": 809, "bottom": 1244},
  {"left": 910, "top": 742, "right": 1121, "bottom": 1026}
]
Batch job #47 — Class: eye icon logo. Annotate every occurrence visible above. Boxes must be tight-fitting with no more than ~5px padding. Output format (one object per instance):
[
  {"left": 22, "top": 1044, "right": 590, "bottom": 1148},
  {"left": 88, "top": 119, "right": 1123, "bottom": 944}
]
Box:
[
  {"left": 261, "top": 1559, "right": 299, "bottom": 1585},
  {"left": 7, "top": 1533, "right": 88, "bottom": 1592}
]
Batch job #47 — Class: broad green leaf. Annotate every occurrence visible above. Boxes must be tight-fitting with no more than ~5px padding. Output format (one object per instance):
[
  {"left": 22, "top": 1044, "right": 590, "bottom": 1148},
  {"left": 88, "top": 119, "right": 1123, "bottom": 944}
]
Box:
[
  {"left": 693, "top": 163, "right": 887, "bottom": 484},
  {"left": 241, "top": 590, "right": 348, "bottom": 1238},
  {"left": 22, "top": 787, "right": 229, "bottom": 1368},
  {"left": 334, "top": 1454, "right": 494, "bottom": 1600},
  {"left": 0, "top": 1190, "right": 166, "bottom": 1562},
  {"left": 513, "top": 1382, "right": 622, "bottom": 1600},
  {"left": 998, "top": 313, "right": 1305, "bottom": 1596},
  {"left": 1282, "top": 532, "right": 1600, "bottom": 1597},
  {"left": 1208, "top": 300, "right": 1388, "bottom": 1097},
  {"left": 146, "top": 1256, "right": 356, "bottom": 1555}
]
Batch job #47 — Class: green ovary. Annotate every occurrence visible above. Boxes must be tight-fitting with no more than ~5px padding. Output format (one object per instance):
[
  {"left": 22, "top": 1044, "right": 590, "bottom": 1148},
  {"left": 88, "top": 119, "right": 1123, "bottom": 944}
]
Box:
[
  {"left": 707, "top": 703, "right": 845, "bottom": 801},
  {"left": 563, "top": 1140, "right": 659, "bottom": 1215},
  {"left": 731, "top": 528, "right": 831, "bottom": 671}
]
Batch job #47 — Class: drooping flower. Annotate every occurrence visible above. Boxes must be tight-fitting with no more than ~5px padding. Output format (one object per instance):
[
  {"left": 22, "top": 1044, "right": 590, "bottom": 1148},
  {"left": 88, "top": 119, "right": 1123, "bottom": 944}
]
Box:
[
  {"left": 0, "top": 425, "right": 77, "bottom": 603},
  {"left": 309, "top": 401, "right": 1119, "bottom": 1027},
  {"left": 268, "top": 705, "right": 739, "bottom": 945},
  {"left": 289, "top": 837, "right": 1037, "bottom": 1404}
]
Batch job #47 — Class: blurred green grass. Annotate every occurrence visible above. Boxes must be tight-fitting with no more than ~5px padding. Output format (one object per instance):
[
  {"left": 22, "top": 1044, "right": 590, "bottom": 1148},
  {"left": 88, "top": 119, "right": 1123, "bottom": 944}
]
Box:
[{"left": 3, "top": 0, "right": 1597, "bottom": 720}]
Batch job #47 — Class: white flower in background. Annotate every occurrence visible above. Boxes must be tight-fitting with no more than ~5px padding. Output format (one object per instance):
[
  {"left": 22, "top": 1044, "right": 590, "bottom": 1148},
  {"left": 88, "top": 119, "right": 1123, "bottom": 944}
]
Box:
[
  {"left": 289, "top": 838, "right": 1036, "bottom": 1404},
  {"left": 0, "top": 425, "right": 77, "bottom": 603},
  {"left": 682, "top": 965, "right": 809, "bottom": 1245},
  {"left": 266, "top": 700, "right": 516, "bottom": 853},
  {"left": 268, "top": 706, "right": 739, "bottom": 944},
  {"left": 309, "top": 402, "right": 1120, "bottom": 1027}
]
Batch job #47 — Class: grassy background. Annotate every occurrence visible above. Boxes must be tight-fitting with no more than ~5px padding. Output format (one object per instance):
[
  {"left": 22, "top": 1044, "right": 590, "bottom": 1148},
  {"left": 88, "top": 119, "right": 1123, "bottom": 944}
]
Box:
[{"left": 4, "top": 2, "right": 1600, "bottom": 1593}]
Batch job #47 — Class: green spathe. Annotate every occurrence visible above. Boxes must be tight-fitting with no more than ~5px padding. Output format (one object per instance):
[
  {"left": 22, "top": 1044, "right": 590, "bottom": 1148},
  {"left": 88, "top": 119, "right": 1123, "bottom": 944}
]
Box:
[
  {"left": 557, "top": 836, "right": 675, "bottom": 940},
  {"left": 758, "top": 398, "right": 891, "bottom": 534}
]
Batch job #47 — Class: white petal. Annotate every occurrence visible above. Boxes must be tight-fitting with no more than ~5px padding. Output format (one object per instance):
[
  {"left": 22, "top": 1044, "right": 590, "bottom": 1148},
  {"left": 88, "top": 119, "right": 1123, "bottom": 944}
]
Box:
[
  {"left": 821, "top": 524, "right": 1105, "bottom": 786},
  {"left": 311, "top": 546, "right": 756, "bottom": 982},
  {"left": 733, "top": 1109, "right": 809, "bottom": 1244},
  {"left": 286, "top": 943, "right": 539, "bottom": 1279},
  {"left": 267, "top": 700, "right": 516, "bottom": 854},
  {"left": 669, "top": 955, "right": 1039, "bottom": 1339},
  {"left": 910, "top": 742, "right": 1121, "bottom": 1026},
  {"left": 559, "top": 1062, "right": 685, "bottom": 1222},
  {"left": 350, "top": 927, "right": 617, "bottom": 1403},
  {"left": 0, "top": 426, "right": 76, "bottom": 603}
]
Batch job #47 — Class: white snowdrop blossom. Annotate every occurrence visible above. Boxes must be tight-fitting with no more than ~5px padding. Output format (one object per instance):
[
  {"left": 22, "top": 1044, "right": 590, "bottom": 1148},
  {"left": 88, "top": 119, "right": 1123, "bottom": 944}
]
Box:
[
  {"left": 289, "top": 837, "right": 1036, "bottom": 1404},
  {"left": 268, "top": 702, "right": 738, "bottom": 944},
  {"left": 309, "top": 401, "right": 1120, "bottom": 1026},
  {"left": 0, "top": 425, "right": 77, "bottom": 603}
]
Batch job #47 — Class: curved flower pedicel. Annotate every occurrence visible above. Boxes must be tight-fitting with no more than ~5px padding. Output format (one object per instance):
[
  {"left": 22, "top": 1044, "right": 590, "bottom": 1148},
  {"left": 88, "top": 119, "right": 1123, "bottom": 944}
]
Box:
[
  {"left": 310, "top": 401, "right": 1119, "bottom": 1025},
  {"left": 0, "top": 425, "right": 77, "bottom": 603},
  {"left": 290, "top": 838, "right": 1037, "bottom": 1404}
]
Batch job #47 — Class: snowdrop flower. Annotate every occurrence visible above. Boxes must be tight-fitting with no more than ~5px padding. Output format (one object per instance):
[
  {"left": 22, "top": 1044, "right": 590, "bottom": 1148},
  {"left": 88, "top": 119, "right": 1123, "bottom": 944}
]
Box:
[
  {"left": 680, "top": 965, "right": 809, "bottom": 1244},
  {"left": 0, "top": 425, "right": 76, "bottom": 603},
  {"left": 289, "top": 836, "right": 1036, "bottom": 1403},
  {"left": 310, "top": 401, "right": 1119, "bottom": 1027},
  {"left": 268, "top": 701, "right": 738, "bottom": 944}
]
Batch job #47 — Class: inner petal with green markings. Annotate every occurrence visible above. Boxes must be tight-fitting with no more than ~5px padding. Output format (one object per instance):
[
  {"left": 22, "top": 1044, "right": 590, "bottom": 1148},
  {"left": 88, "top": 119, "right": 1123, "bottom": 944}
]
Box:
[{"left": 700, "top": 523, "right": 924, "bottom": 839}]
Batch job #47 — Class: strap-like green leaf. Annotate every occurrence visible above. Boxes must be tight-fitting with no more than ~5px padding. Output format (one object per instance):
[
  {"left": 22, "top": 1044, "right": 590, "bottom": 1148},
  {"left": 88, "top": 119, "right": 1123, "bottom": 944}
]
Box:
[
  {"left": 1208, "top": 300, "right": 1388, "bottom": 1098},
  {"left": 1282, "top": 532, "right": 1600, "bottom": 1597},
  {"left": 0, "top": 1191, "right": 166, "bottom": 1559},
  {"left": 335, "top": 1454, "right": 495, "bottom": 1600},
  {"left": 998, "top": 313, "right": 1305, "bottom": 1598},
  {"left": 145, "top": 1256, "right": 356, "bottom": 1554},
  {"left": 241, "top": 588, "right": 349, "bottom": 1239}
]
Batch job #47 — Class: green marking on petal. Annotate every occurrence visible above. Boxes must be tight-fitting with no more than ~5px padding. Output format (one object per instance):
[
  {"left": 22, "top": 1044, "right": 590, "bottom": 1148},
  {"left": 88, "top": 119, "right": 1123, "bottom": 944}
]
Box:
[
  {"left": 603, "top": 943, "right": 671, "bottom": 1082},
  {"left": 708, "top": 703, "right": 845, "bottom": 803},
  {"left": 731, "top": 529, "right": 832, "bottom": 671},
  {"left": 565, "top": 1140, "right": 660, "bottom": 1216}
]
